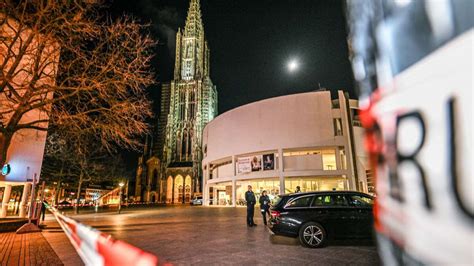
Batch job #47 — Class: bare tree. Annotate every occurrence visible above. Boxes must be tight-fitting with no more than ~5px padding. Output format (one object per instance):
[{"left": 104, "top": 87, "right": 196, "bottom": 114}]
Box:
[
  {"left": 41, "top": 131, "right": 78, "bottom": 204},
  {"left": 42, "top": 128, "right": 128, "bottom": 211},
  {"left": 0, "top": 0, "right": 155, "bottom": 167}
]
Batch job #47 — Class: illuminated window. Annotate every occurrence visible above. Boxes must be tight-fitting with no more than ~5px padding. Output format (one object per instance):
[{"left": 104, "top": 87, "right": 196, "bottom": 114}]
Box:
[
  {"left": 322, "top": 149, "right": 336, "bottom": 170},
  {"left": 283, "top": 150, "right": 321, "bottom": 156},
  {"left": 284, "top": 177, "right": 346, "bottom": 193}
]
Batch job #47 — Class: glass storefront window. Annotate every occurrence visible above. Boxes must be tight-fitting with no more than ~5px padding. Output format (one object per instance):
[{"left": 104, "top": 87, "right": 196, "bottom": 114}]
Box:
[
  {"left": 236, "top": 178, "right": 280, "bottom": 205},
  {"left": 210, "top": 182, "right": 232, "bottom": 206},
  {"left": 210, "top": 176, "right": 350, "bottom": 206},
  {"left": 284, "top": 176, "right": 346, "bottom": 193}
]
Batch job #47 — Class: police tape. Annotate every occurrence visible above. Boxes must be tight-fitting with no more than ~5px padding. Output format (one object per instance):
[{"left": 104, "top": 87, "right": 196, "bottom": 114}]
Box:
[
  {"left": 47, "top": 205, "right": 159, "bottom": 266},
  {"left": 52, "top": 202, "right": 163, "bottom": 207}
]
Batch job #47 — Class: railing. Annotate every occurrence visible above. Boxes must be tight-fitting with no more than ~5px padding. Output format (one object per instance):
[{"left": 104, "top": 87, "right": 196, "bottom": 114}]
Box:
[{"left": 46, "top": 204, "right": 160, "bottom": 266}]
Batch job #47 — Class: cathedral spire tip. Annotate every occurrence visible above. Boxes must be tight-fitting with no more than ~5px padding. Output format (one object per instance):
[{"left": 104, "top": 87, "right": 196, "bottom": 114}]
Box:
[{"left": 184, "top": 0, "right": 203, "bottom": 36}]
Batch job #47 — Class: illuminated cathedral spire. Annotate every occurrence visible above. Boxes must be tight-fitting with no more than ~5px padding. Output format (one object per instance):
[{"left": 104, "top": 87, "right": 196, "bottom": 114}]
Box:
[
  {"left": 184, "top": 0, "right": 203, "bottom": 36},
  {"left": 174, "top": 0, "right": 208, "bottom": 81},
  {"left": 160, "top": 0, "right": 217, "bottom": 203},
  {"left": 136, "top": 0, "right": 217, "bottom": 203}
]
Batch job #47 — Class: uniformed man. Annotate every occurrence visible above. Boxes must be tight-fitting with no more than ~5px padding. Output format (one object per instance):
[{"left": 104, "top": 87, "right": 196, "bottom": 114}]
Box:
[
  {"left": 245, "top": 185, "right": 257, "bottom": 227},
  {"left": 259, "top": 190, "right": 271, "bottom": 225}
]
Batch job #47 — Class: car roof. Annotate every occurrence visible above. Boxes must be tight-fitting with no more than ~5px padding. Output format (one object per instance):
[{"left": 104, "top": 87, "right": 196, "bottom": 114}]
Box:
[{"left": 280, "top": 190, "right": 373, "bottom": 198}]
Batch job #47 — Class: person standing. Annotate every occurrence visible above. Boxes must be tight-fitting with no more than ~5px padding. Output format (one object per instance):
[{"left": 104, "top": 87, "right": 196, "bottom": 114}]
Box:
[
  {"left": 295, "top": 186, "right": 301, "bottom": 193},
  {"left": 245, "top": 185, "right": 257, "bottom": 227},
  {"left": 259, "top": 190, "right": 271, "bottom": 225},
  {"left": 41, "top": 200, "right": 48, "bottom": 222}
]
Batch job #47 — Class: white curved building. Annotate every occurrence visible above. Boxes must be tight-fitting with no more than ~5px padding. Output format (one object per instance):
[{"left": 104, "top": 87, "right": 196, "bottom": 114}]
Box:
[{"left": 201, "top": 90, "right": 371, "bottom": 206}]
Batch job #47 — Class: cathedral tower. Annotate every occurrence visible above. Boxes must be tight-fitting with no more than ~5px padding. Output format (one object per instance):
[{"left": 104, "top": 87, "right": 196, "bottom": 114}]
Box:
[
  {"left": 161, "top": 0, "right": 217, "bottom": 203},
  {"left": 134, "top": 0, "right": 217, "bottom": 203}
]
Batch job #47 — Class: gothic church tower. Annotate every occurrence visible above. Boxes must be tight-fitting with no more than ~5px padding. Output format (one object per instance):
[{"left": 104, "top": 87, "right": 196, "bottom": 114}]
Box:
[
  {"left": 161, "top": 0, "right": 218, "bottom": 203},
  {"left": 134, "top": 0, "right": 217, "bottom": 203}
]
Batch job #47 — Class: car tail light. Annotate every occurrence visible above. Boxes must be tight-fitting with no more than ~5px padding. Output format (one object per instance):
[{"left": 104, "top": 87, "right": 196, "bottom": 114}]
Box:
[{"left": 271, "top": 210, "right": 281, "bottom": 218}]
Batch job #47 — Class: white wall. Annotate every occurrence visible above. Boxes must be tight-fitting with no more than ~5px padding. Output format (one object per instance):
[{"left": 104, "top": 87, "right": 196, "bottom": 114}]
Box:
[
  {"left": 3, "top": 118, "right": 49, "bottom": 183},
  {"left": 202, "top": 91, "right": 338, "bottom": 164},
  {"left": 215, "top": 163, "right": 233, "bottom": 178},
  {"left": 353, "top": 127, "right": 367, "bottom": 159},
  {"left": 283, "top": 154, "right": 324, "bottom": 171}
]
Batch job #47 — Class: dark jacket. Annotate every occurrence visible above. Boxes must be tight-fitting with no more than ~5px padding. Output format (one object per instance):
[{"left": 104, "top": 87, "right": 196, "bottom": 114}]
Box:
[
  {"left": 245, "top": 191, "right": 256, "bottom": 206},
  {"left": 41, "top": 201, "right": 48, "bottom": 211},
  {"left": 259, "top": 195, "right": 270, "bottom": 211}
]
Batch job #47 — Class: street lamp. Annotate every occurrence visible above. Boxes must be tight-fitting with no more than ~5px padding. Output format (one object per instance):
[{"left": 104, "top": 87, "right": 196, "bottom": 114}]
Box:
[{"left": 118, "top": 182, "right": 125, "bottom": 214}]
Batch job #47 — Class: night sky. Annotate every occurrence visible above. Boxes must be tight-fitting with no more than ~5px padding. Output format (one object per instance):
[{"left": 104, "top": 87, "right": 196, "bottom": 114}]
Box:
[
  {"left": 109, "top": 0, "right": 355, "bottom": 114},
  {"left": 109, "top": 0, "right": 355, "bottom": 171}
]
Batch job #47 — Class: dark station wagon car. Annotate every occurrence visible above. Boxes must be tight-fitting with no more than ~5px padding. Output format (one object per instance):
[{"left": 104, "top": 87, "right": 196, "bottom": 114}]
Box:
[{"left": 268, "top": 191, "right": 374, "bottom": 248}]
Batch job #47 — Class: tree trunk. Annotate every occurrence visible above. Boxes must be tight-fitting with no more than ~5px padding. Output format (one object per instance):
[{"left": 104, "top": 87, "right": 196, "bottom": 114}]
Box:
[
  {"left": 0, "top": 132, "right": 13, "bottom": 168},
  {"left": 54, "top": 164, "right": 65, "bottom": 205},
  {"left": 75, "top": 172, "right": 84, "bottom": 214},
  {"left": 54, "top": 180, "right": 61, "bottom": 205}
]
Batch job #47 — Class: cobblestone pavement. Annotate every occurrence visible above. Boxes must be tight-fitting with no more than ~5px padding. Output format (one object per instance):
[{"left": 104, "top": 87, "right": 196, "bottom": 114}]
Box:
[
  {"left": 42, "top": 206, "right": 380, "bottom": 266},
  {"left": 41, "top": 218, "right": 83, "bottom": 266},
  {"left": 0, "top": 230, "right": 63, "bottom": 266}
]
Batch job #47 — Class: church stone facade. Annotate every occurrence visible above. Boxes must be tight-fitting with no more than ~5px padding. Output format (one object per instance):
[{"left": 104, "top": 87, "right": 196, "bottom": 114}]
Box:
[{"left": 134, "top": 0, "right": 217, "bottom": 203}]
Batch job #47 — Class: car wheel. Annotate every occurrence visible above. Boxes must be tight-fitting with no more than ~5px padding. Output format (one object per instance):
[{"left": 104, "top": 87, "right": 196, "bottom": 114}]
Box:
[{"left": 299, "top": 222, "right": 326, "bottom": 248}]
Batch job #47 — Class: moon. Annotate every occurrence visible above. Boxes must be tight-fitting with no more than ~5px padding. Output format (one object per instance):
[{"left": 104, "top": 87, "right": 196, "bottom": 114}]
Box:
[{"left": 287, "top": 59, "right": 299, "bottom": 72}]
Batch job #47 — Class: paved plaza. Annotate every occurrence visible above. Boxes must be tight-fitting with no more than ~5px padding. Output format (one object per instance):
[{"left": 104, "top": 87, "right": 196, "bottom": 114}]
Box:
[
  {"left": 0, "top": 231, "right": 62, "bottom": 266},
  {"left": 40, "top": 206, "right": 380, "bottom": 265}
]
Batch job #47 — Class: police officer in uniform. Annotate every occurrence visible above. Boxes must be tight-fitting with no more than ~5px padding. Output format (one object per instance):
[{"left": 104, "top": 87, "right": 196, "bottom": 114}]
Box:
[
  {"left": 245, "top": 185, "right": 257, "bottom": 227},
  {"left": 259, "top": 190, "right": 271, "bottom": 225}
]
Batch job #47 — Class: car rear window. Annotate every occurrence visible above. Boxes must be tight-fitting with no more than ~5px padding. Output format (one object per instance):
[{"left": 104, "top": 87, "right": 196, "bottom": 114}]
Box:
[
  {"left": 285, "top": 195, "right": 314, "bottom": 208},
  {"left": 271, "top": 196, "right": 285, "bottom": 208},
  {"left": 348, "top": 195, "right": 373, "bottom": 207}
]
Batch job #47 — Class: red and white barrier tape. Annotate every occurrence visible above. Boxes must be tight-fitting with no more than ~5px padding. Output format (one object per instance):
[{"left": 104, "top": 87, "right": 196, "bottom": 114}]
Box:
[{"left": 48, "top": 205, "right": 159, "bottom": 266}]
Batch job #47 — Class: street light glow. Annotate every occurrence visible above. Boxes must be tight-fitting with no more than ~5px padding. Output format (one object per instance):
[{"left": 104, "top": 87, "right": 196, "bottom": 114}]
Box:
[
  {"left": 287, "top": 59, "right": 299, "bottom": 73},
  {"left": 119, "top": 182, "right": 125, "bottom": 187}
]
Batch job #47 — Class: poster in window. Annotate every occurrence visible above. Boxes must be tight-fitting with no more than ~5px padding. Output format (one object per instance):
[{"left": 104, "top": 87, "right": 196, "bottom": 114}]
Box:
[
  {"left": 237, "top": 157, "right": 252, "bottom": 174},
  {"left": 263, "top": 154, "right": 275, "bottom": 170},
  {"left": 251, "top": 155, "right": 262, "bottom": 172}
]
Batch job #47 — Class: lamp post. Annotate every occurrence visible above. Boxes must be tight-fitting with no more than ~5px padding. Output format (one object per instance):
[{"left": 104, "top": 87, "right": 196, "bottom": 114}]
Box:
[{"left": 118, "top": 182, "right": 124, "bottom": 214}]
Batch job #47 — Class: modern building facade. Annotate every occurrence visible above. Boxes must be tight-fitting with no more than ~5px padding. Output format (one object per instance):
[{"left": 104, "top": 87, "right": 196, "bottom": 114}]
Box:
[
  {"left": 202, "top": 91, "right": 371, "bottom": 206},
  {"left": 134, "top": 0, "right": 218, "bottom": 203},
  {"left": 0, "top": 14, "right": 57, "bottom": 217},
  {"left": 84, "top": 185, "right": 112, "bottom": 204}
]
